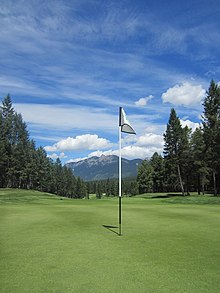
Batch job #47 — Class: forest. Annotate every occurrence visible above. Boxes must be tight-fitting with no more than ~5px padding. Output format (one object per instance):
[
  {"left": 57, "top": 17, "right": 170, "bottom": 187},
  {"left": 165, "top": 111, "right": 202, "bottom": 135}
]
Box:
[
  {"left": 0, "top": 96, "right": 87, "bottom": 198},
  {"left": 0, "top": 80, "right": 219, "bottom": 197}
]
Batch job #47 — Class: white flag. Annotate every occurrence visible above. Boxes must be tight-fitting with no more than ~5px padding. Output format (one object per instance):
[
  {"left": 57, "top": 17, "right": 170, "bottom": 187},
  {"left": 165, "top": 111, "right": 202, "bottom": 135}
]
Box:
[{"left": 119, "top": 107, "right": 136, "bottom": 134}]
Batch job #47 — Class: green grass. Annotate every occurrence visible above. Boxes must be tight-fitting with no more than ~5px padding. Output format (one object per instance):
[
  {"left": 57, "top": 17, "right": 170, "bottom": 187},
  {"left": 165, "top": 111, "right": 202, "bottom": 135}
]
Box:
[{"left": 1, "top": 189, "right": 220, "bottom": 293}]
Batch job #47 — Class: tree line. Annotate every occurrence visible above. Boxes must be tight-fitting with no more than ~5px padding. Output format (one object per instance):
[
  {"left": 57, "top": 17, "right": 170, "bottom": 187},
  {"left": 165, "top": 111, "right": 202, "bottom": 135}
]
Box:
[
  {"left": 86, "top": 178, "right": 138, "bottom": 198},
  {"left": 137, "top": 80, "right": 220, "bottom": 196},
  {"left": 0, "top": 95, "right": 87, "bottom": 198}
]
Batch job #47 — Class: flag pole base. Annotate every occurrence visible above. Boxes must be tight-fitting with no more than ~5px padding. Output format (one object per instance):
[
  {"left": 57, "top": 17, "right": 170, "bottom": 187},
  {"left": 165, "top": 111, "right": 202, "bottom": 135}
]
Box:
[{"left": 119, "top": 224, "right": 122, "bottom": 236}]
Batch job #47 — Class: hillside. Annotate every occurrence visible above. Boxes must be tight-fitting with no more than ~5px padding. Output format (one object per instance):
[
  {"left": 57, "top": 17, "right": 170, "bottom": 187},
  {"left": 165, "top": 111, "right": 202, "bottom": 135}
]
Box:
[{"left": 65, "top": 155, "right": 142, "bottom": 181}]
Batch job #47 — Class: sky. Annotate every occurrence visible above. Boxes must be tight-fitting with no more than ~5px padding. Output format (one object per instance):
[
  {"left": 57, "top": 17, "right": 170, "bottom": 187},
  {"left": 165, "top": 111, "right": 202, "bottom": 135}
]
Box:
[{"left": 0, "top": 0, "right": 220, "bottom": 164}]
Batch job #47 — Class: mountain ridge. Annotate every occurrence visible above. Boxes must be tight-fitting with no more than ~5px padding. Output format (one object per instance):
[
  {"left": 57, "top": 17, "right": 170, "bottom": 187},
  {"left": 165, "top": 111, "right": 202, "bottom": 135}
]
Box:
[{"left": 65, "top": 155, "right": 142, "bottom": 181}]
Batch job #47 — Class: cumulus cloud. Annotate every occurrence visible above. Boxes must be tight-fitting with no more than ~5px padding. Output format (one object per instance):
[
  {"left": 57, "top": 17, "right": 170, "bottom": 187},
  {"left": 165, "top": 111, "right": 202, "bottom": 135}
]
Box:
[
  {"left": 135, "top": 95, "right": 154, "bottom": 106},
  {"left": 121, "top": 145, "right": 162, "bottom": 159},
  {"left": 47, "top": 152, "right": 67, "bottom": 159},
  {"left": 69, "top": 131, "right": 164, "bottom": 161},
  {"left": 44, "top": 134, "right": 111, "bottom": 152},
  {"left": 180, "top": 119, "right": 200, "bottom": 132},
  {"left": 136, "top": 133, "right": 164, "bottom": 147},
  {"left": 80, "top": 144, "right": 163, "bottom": 160},
  {"left": 162, "top": 82, "right": 206, "bottom": 107}
]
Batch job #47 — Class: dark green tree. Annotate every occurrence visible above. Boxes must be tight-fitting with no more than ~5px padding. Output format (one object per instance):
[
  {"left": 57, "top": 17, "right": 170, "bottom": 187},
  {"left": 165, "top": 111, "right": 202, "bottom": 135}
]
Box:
[
  {"left": 96, "top": 182, "right": 102, "bottom": 199},
  {"left": 150, "top": 152, "right": 165, "bottom": 192},
  {"left": 178, "top": 126, "right": 193, "bottom": 195},
  {"left": 137, "top": 159, "right": 153, "bottom": 193},
  {"left": 0, "top": 95, "right": 14, "bottom": 187},
  {"left": 105, "top": 178, "right": 111, "bottom": 197},
  {"left": 202, "top": 80, "right": 220, "bottom": 195},
  {"left": 191, "top": 128, "right": 209, "bottom": 194},
  {"left": 164, "top": 108, "right": 185, "bottom": 195}
]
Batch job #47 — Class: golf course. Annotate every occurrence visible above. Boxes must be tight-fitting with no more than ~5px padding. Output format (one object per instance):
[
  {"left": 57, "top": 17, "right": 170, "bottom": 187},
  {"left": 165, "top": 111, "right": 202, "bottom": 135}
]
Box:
[{"left": 1, "top": 189, "right": 220, "bottom": 293}]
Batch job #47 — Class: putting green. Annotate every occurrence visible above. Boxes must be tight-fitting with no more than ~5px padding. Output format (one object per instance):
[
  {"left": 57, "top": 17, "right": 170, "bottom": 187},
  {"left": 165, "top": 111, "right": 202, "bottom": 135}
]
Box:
[{"left": 1, "top": 189, "right": 220, "bottom": 293}]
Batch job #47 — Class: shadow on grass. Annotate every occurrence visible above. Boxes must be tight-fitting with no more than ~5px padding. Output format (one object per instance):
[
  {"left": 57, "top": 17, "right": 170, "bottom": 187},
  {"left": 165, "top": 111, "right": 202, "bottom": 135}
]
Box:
[
  {"left": 141, "top": 193, "right": 183, "bottom": 199},
  {"left": 102, "top": 225, "right": 119, "bottom": 235},
  {"left": 152, "top": 193, "right": 181, "bottom": 199}
]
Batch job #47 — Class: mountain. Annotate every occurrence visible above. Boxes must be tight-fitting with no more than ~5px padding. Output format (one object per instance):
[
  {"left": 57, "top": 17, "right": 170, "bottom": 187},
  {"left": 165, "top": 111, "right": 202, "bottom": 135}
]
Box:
[{"left": 65, "top": 155, "right": 142, "bottom": 181}]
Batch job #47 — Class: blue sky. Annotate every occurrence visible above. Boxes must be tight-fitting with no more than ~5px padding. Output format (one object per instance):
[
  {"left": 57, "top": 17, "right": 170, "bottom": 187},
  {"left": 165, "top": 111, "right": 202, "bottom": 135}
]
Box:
[{"left": 1, "top": 0, "right": 220, "bottom": 163}]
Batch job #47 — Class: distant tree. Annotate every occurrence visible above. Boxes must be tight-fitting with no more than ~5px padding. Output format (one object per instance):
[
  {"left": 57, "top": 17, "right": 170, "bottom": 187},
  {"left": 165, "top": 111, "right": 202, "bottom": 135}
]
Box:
[
  {"left": 164, "top": 108, "right": 185, "bottom": 195},
  {"left": 105, "top": 178, "right": 111, "bottom": 196},
  {"left": 75, "top": 177, "right": 86, "bottom": 198},
  {"left": 62, "top": 166, "right": 77, "bottom": 198},
  {"left": 191, "top": 128, "right": 209, "bottom": 194},
  {"left": 150, "top": 152, "right": 165, "bottom": 192},
  {"left": 129, "top": 181, "right": 139, "bottom": 196},
  {"left": 111, "top": 180, "right": 118, "bottom": 196},
  {"left": 0, "top": 95, "right": 14, "bottom": 187},
  {"left": 24, "top": 140, "right": 38, "bottom": 189},
  {"left": 96, "top": 182, "right": 102, "bottom": 199},
  {"left": 137, "top": 160, "right": 153, "bottom": 193},
  {"left": 11, "top": 113, "right": 30, "bottom": 188},
  {"left": 202, "top": 80, "right": 220, "bottom": 195},
  {"left": 178, "top": 126, "right": 193, "bottom": 195},
  {"left": 0, "top": 109, "right": 7, "bottom": 186}
]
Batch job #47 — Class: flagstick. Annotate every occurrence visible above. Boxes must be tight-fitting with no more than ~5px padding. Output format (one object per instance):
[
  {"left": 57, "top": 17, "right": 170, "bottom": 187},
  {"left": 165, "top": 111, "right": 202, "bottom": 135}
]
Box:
[{"left": 119, "top": 125, "right": 122, "bottom": 236}]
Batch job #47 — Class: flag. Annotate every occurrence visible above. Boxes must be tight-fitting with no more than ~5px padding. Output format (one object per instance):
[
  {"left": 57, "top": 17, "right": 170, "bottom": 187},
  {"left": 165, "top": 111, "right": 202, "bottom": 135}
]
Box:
[{"left": 119, "top": 107, "right": 136, "bottom": 134}]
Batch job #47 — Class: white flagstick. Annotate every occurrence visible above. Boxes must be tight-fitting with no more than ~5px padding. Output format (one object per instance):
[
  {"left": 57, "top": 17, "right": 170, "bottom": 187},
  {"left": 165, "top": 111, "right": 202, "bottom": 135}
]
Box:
[
  {"left": 118, "top": 107, "right": 135, "bottom": 236},
  {"left": 118, "top": 124, "right": 122, "bottom": 236}
]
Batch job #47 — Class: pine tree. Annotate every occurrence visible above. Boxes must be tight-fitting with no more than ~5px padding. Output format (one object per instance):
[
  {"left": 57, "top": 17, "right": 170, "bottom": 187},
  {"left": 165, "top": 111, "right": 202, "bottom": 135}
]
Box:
[
  {"left": 96, "top": 182, "right": 102, "bottom": 199},
  {"left": 11, "top": 113, "right": 30, "bottom": 188},
  {"left": 150, "top": 152, "right": 165, "bottom": 192},
  {"left": 164, "top": 108, "right": 185, "bottom": 195},
  {"left": 0, "top": 111, "right": 7, "bottom": 186},
  {"left": 105, "top": 178, "right": 111, "bottom": 196},
  {"left": 0, "top": 95, "right": 15, "bottom": 187},
  {"left": 137, "top": 159, "right": 154, "bottom": 193},
  {"left": 191, "top": 128, "right": 209, "bottom": 194},
  {"left": 178, "top": 126, "right": 193, "bottom": 195},
  {"left": 202, "top": 80, "right": 220, "bottom": 195}
]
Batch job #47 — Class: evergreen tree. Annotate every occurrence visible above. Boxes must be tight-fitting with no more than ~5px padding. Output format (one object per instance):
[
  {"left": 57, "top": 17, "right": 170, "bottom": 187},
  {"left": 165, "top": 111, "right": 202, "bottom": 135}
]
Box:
[
  {"left": 96, "top": 182, "right": 102, "bottom": 199},
  {"left": 0, "top": 110, "right": 7, "bottom": 186},
  {"left": 0, "top": 95, "right": 15, "bottom": 187},
  {"left": 129, "top": 181, "right": 139, "bottom": 196},
  {"left": 105, "top": 178, "right": 111, "bottom": 196},
  {"left": 137, "top": 160, "right": 153, "bottom": 193},
  {"left": 191, "top": 128, "right": 209, "bottom": 194},
  {"left": 178, "top": 126, "right": 193, "bottom": 195},
  {"left": 163, "top": 108, "right": 185, "bottom": 195},
  {"left": 202, "top": 80, "right": 220, "bottom": 195},
  {"left": 10, "top": 113, "right": 30, "bottom": 188},
  {"left": 150, "top": 152, "right": 165, "bottom": 192},
  {"left": 111, "top": 180, "right": 118, "bottom": 196},
  {"left": 53, "top": 158, "right": 63, "bottom": 195}
]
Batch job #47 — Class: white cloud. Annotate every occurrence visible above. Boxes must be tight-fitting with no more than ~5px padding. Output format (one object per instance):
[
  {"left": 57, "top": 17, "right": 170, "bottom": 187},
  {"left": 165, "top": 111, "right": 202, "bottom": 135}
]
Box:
[
  {"left": 136, "top": 133, "right": 164, "bottom": 147},
  {"left": 44, "top": 134, "right": 111, "bottom": 152},
  {"left": 162, "top": 82, "right": 206, "bottom": 107},
  {"left": 135, "top": 95, "right": 154, "bottom": 106},
  {"left": 121, "top": 145, "right": 162, "bottom": 159},
  {"left": 180, "top": 119, "right": 200, "bottom": 132},
  {"left": 47, "top": 152, "right": 67, "bottom": 159},
  {"left": 84, "top": 144, "right": 163, "bottom": 160},
  {"left": 70, "top": 131, "right": 164, "bottom": 161},
  {"left": 13, "top": 103, "right": 118, "bottom": 132}
]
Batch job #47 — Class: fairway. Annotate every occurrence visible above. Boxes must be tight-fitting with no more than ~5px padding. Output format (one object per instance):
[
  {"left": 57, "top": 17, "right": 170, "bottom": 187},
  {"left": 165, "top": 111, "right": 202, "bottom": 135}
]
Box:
[{"left": 1, "top": 189, "right": 220, "bottom": 293}]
